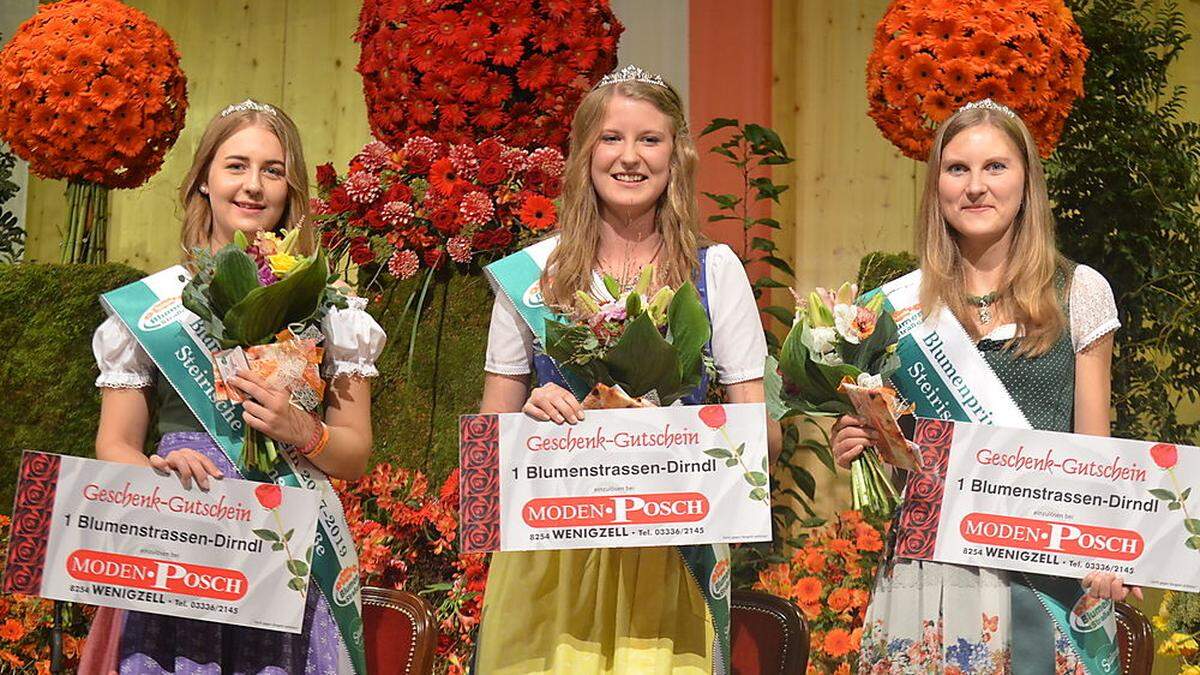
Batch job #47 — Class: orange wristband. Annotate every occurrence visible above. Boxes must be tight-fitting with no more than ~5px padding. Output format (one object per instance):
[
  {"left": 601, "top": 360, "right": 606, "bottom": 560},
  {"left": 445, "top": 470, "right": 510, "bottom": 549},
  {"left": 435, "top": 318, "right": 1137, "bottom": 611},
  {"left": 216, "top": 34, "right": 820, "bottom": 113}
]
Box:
[{"left": 304, "top": 423, "right": 330, "bottom": 459}]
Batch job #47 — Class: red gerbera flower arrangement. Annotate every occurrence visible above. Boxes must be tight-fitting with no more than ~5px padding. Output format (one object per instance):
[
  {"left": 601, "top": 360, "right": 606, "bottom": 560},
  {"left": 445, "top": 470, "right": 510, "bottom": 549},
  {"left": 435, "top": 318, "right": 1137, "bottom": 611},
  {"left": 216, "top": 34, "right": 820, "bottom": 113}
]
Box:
[
  {"left": 866, "top": 0, "right": 1088, "bottom": 160},
  {"left": 314, "top": 136, "right": 562, "bottom": 281},
  {"left": 0, "top": 0, "right": 187, "bottom": 188},
  {"left": 355, "top": 0, "right": 623, "bottom": 151}
]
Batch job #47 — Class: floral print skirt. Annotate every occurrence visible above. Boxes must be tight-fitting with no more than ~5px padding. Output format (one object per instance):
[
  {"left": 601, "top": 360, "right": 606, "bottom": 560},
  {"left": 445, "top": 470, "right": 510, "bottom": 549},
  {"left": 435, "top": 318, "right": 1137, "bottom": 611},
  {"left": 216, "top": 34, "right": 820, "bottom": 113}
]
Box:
[{"left": 857, "top": 558, "right": 1092, "bottom": 674}]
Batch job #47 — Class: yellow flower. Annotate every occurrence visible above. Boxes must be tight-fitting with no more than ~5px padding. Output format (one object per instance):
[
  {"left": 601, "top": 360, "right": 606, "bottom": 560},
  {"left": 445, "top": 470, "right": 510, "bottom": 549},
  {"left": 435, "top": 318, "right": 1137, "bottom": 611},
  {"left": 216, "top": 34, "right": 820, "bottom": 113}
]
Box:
[
  {"left": 268, "top": 253, "right": 299, "bottom": 277},
  {"left": 1182, "top": 665, "right": 1200, "bottom": 675},
  {"left": 1152, "top": 614, "right": 1168, "bottom": 631}
]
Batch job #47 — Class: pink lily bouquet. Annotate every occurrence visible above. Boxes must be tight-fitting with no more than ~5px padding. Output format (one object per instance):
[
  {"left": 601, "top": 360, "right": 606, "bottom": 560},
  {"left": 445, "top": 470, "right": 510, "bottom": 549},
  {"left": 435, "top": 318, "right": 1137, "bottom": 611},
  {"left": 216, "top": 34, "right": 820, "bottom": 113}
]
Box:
[{"left": 768, "top": 282, "right": 914, "bottom": 520}]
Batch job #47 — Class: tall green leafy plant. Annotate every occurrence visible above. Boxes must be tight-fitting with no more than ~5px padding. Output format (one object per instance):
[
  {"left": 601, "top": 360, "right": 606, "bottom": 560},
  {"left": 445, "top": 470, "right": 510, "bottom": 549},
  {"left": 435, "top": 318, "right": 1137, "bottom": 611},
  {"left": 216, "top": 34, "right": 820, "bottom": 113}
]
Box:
[
  {"left": 1049, "top": 0, "right": 1200, "bottom": 444},
  {"left": 0, "top": 145, "right": 22, "bottom": 264},
  {"left": 699, "top": 119, "right": 796, "bottom": 351},
  {"left": 699, "top": 119, "right": 836, "bottom": 586}
]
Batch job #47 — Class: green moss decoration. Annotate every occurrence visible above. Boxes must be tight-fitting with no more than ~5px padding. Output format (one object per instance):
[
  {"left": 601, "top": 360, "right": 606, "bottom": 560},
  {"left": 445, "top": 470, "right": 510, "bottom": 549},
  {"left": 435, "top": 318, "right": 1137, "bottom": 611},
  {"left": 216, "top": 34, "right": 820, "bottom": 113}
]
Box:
[
  {"left": 366, "top": 272, "right": 493, "bottom": 483},
  {"left": 856, "top": 250, "right": 919, "bottom": 293},
  {"left": 0, "top": 263, "right": 145, "bottom": 514}
]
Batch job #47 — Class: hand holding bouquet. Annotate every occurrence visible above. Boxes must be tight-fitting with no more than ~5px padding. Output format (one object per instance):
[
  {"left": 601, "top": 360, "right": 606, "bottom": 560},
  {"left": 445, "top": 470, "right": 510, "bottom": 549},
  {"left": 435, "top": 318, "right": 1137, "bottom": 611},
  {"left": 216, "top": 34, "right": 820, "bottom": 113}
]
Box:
[
  {"left": 543, "top": 266, "right": 712, "bottom": 407},
  {"left": 183, "top": 229, "right": 347, "bottom": 474},
  {"left": 769, "top": 282, "right": 914, "bottom": 519}
]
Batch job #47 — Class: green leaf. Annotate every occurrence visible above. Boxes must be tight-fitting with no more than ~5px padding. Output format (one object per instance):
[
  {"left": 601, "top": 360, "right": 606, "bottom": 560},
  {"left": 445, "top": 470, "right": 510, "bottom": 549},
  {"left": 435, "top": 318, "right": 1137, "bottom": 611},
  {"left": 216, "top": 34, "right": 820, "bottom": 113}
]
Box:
[
  {"left": 665, "top": 281, "right": 712, "bottom": 395},
  {"left": 1150, "top": 488, "right": 1177, "bottom": 500},
  {"left": 272, "top": 542, "right": 286, "bottom": 551},
  {"left": 702, "top": 192, "right": 742, "bottom": 209},
  {"left": 1184, "top": 487, "right": 1192, "bottom": 502},
  {"left": 602, "top": 313, "right": 681, "bottom": 399},
  {"left": 762, "top": 305, "right": 794, "bottom": 326},
  {"left": 735, "top": 442, "right": 745, "bottom": 457},
  {"left": 760, "top": 155, "right": 795, "bottom": 165},
  {"left": 1188, "top": 536, "right": 1200, "bottom": 550},
  {"left": 222, "top": 248, "right": 332, "bottom": 347},
  {"left": 284, "top": 528, "right": 294, "bottom": 542},
  {"left": 603, "top": 275, "right": 621, "bottom": 298},
  {"left": 288, "top": 577, "right": 307, "bottom": 591},
  {"left": 700, "top": 117, "right": 740, "bottom": 136},
  {"left": 749, "top": 487, "right": 768, "bottom": 501},
  {"left": 707, "top": 214, "right": 740, "bottom": 222},
  {"left": 1185, "top": 518, "right": 1200, "bottom": 534},
  {"left": 306, "top": 545, "right": 314, "bottom": 564},
  {"left": 704, "top": 448, "right": 732, "bottom": 459},
  {"left": 1170, "top": 501, "right": 1183, "bottom": 510},
  {"left": 753, "top": 218, "right": 782, "bottom": 229},
  {"left": 753, "top": 278, "right": 789, "bottom": 290},
  {"left": 208, "top": 245, "right": 261, "bottom": 317},
  {"left": 761, "top": 255, "right": 795, "bottom": 277},
  {"left": 253, "top": 528, "right": 280, "bottom": 542},
  {"left": 750, "top": 237, "right": 777, "bottom": 252},
  {"left": 286, "top": 559, "right": 309, "bottom": 577},
  {"left": 744, "top": 471, "right": 769, "bottom": 487},
  {"left": 726, "top": 458, "right": 739, "bottom": 467}
]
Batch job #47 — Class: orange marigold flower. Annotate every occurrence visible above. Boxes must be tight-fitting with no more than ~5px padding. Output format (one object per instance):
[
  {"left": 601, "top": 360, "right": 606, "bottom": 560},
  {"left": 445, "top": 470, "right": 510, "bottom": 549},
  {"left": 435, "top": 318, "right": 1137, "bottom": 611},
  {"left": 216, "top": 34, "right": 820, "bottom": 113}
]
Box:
[
  {"left": 851, "top": 626, "right": 863, "bottom": 650},
  {"left": 795, "top": 576, "right": 823, "bottom": 604},
  {"left": 828, "top": 587, "right": 854, "bottom": 612},
  {"left": 834, "top": 663, "right": 852, "bottom": 675},
  {"left": 824, "top": 628, "right": 853, "bottom": 658},
  {"left": 803, "top": 550, "right": 826, "bottom": 574},
  {"left": 903, "top": 52, "right": 937, "bottom": 89},
  {"left": 0, "top": 619, "right": 25, "bottom": 641}
]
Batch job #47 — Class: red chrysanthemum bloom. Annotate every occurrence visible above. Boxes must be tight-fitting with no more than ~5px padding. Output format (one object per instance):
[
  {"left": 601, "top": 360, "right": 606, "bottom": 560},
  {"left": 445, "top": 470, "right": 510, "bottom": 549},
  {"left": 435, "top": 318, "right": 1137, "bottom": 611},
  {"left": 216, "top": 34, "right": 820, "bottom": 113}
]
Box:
[
  {"left": 449, "top": 143, "right": 479, "bottom": 180},
  {"left": 355, "top": 140, "right": 393, "bottom": 172},
  {"left": 526, "top": 146, "right": 565, "bottom": 179},
  {"left": 447, "top": 235, "right": 473, "bottom": 263},
  {"left": 387, "top": 249, "right": 421, "bottom": 280},
  {"left": 431, "top": 207, "right": 461, "bottom": 235},
  {"left": 344, "top": 171, "right": 382, "bottom": 205},
  {"left": 459, "top": 191, "right": 495, "bottom": 226},
  {"left": 381, "top": 201, "right": 415, "bottom": 228},
  {"left": 519, "top": 194, "right": 556, "bottom": 230}
]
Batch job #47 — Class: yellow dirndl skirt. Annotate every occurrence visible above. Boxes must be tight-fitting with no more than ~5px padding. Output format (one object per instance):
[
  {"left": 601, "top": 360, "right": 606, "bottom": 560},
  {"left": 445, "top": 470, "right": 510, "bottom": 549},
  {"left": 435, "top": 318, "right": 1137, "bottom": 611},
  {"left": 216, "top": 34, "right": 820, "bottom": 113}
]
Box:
[{"left": 473, "top": 546, "right": 714, "bottom": 674}]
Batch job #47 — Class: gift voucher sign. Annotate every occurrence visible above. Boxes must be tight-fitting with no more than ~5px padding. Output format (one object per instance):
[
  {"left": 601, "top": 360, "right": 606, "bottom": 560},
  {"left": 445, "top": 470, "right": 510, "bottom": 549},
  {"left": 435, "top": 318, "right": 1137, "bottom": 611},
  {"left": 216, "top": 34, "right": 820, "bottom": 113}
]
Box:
[
  {"left": 3, "top": 452, "right": 321, "bottom": 633},
  {"left": 458, "top": 403, "right": 772, "bottom": 553},
  {"left": 896, "top": 419, "right": 1200, "bottom": 591}
]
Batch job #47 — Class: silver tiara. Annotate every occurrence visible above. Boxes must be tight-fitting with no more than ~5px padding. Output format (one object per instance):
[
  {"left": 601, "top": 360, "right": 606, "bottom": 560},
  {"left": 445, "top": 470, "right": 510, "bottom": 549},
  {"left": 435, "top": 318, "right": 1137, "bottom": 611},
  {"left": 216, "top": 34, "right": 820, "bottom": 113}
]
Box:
[
  {"left": 957, "top": 98, "right": 1016, "bottom": 118},
  {"left": 594, "top": 65, "right": 667, "bottom": 90},
  {"left": 220, "top": 99, "right": 276, "bottom": 117}
]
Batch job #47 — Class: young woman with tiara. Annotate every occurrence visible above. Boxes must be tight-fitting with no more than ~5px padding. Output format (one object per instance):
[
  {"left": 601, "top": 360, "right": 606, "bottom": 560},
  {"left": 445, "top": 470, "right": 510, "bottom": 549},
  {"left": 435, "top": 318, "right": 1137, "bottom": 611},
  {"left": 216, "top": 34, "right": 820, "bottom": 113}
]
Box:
[
  {"left": 475, "top": 65, "right": 782, "bottom": 674},
  {"left": 835, "top": 100, "right": 1131, "bottom": 674},
  {"left": 80, "top": 100, "right": 385, "bottom": 674}
]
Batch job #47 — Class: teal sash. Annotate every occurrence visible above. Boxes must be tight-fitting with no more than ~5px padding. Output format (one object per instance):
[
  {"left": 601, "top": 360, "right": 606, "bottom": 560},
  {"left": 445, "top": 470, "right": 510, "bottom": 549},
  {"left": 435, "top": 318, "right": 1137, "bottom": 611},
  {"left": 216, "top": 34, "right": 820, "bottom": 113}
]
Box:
[
  {"left": 872, "top": 270, "right": 1118, "bottom": 675},
  {"left": 484, "top": 241, "right": 732, "bottom": 674},
  {"left": 102, "top": 266, "right": 367, "bottom": 675}
]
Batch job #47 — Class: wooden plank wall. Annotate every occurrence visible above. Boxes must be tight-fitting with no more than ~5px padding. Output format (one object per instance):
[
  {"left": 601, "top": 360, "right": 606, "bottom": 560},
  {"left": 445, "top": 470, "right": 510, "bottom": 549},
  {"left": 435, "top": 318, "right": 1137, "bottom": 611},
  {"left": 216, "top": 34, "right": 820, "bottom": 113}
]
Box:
[{"left": 23, "top": 0, "right": 370, "bottom": 271}]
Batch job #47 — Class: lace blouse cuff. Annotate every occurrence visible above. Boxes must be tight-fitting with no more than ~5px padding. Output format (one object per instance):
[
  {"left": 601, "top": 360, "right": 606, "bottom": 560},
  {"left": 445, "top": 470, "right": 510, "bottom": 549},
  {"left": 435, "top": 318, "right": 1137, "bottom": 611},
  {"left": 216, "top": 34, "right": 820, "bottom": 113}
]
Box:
[
  {"left": 93, "top": 314, "right": 155, "bottom": 389},
  {"left": 322, "top": 296, "right": 387, "bottom": 380}
]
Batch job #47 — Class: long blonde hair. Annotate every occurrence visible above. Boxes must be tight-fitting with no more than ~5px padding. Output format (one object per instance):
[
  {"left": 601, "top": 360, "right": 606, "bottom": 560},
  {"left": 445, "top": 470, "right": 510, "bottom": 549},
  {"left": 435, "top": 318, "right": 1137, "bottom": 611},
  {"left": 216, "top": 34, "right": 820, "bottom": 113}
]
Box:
[
  {"left": 178, "top": 103, "right": 313, "bottom": 257},
  {"left": 540, "top": 79, "right": 705, "bottom": 309},
  {"left": 917, "top": 106, "right": 1067, "bottom": 357}
]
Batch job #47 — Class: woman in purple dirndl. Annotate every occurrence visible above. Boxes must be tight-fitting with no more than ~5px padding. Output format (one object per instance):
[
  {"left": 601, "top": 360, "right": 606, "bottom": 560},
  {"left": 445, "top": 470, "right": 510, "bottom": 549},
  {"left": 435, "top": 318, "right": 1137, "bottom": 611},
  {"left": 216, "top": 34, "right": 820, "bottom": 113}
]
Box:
[{"left": 80, "top": 101, "right": 384, "bottom": 674}]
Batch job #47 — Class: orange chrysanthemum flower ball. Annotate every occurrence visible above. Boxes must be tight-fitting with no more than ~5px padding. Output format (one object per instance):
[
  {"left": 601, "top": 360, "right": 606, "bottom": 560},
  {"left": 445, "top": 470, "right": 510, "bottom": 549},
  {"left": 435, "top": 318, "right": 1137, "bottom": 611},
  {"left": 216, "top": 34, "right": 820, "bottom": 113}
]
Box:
[
  {"left": 0, "top": 0, "right": 187, "bottom": 188},
  {"left": 866, "top": 0, "right": 1088, "bottom": 160}
]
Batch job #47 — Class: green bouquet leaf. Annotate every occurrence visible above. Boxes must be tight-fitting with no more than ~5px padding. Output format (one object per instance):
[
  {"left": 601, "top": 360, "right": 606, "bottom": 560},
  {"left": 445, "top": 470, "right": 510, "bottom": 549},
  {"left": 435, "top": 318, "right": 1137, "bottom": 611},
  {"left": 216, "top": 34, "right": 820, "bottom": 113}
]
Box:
[{"left": 544, "top": 274, "right": 712, "bottom": 406}]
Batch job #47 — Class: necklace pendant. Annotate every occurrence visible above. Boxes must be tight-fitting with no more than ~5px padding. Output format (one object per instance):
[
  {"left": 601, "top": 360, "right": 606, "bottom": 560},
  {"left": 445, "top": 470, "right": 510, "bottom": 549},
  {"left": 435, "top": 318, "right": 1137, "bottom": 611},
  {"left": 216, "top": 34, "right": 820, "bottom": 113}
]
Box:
[{"left": 979, "top": 303, "right": 992, "bottom": 325}]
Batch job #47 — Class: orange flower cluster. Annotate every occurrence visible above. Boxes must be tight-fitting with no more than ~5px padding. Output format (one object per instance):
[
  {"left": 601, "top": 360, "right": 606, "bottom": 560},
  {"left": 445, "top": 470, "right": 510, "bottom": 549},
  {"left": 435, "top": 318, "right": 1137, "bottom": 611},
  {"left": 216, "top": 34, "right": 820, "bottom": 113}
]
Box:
[
  {"left": 334, "top": 465, "right": 488, "bottom": 674},
  {"left": 0, "top": 0, "right": 187, "bottom": 188},
  {"left": 754, "top": 511, "right": 887, "bottom": 674},
  {"left": 866, "top": 0, "right": 1087, "bottom": 160},
  {"left": 0, "top": 515, "right": 94, "bottom": 671}
]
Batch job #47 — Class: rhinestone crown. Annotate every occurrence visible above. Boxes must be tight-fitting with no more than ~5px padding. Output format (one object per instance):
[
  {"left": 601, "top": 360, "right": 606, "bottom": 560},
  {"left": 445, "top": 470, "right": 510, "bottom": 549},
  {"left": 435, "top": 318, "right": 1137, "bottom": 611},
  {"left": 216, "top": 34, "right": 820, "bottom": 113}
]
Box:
[
  {"left": 594, "top": 65, "right": 667, "bottom": 90},
  {"left": 957, "top": 98, "right": 1016, "bottom": 118},
  {"left": 220, "top": 99, "right": 277, "bottom": 117}
]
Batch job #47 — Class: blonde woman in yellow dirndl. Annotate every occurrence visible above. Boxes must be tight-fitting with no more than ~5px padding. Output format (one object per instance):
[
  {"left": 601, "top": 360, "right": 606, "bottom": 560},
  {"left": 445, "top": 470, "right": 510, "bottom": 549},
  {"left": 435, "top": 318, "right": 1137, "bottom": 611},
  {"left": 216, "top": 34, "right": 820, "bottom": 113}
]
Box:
[{"left": 472, "top": 66, "right": 782, "bottom": 674}]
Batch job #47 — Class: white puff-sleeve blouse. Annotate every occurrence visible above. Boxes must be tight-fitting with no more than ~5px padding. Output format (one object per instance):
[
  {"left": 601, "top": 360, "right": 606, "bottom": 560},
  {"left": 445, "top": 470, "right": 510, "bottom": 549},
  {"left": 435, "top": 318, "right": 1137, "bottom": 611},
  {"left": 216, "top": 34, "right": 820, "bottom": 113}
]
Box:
[
  {"left": 485, "top": 243, "right": 768, "bottom": 385},
  {"left": 92, "top": 296, "right": 387, "bottom": 387},
  {"left": 978, "top": 263, "right": 1120, "bottom": 353}
]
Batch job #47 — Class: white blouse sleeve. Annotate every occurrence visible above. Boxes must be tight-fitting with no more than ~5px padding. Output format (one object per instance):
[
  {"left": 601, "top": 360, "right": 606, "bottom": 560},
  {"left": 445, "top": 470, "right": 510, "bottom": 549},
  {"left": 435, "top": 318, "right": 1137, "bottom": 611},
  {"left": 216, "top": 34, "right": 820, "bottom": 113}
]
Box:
[
  {"left": 1069, "top": 264, "right": 1120, "bottom": 353},
  {"left": 484, "top": 293, "right": 535, "bottom": 376},
  {"left": 93, "top": 314, "right": 155, "bottom": 389},
  {"left": 322, "top": 296, "right": 387, "bottom": 379},
  {"left": 706, "top": 244, "right": 768, "bottom": 384}
]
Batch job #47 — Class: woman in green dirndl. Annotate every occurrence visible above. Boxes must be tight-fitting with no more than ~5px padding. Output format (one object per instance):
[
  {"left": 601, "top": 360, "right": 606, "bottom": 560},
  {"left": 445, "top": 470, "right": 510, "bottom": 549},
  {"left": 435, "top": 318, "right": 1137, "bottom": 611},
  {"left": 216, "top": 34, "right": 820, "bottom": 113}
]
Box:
[{"left": 838, "top": 100, "right": 1131, "bottom": 674}]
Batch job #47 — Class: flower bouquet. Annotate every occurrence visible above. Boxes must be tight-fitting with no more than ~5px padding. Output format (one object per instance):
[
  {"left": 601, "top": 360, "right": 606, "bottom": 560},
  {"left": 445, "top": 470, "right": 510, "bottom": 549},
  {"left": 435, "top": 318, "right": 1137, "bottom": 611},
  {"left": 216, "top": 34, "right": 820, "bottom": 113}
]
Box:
[
  {"left": 183, "top": 229, "right": 346, "bottom": 474},
  {"left": 769, "top": 282, "right": 914, "bottom": 520},
  {"left": 543, "top": 266, "right": 711, "bottom": 407}
]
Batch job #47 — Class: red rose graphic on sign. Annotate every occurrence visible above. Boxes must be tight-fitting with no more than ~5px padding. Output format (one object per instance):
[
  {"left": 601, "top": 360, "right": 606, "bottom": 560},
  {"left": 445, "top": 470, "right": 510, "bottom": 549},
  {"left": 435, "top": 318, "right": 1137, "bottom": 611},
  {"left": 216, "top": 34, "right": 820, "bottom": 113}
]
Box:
[
  {"left": 255, "top": 484, "right": 282, "bottom": 510},
  {"left": 1146, "top": 442, "right": 1200, "bottom": 553},
  {"left": 699, "top": 405, "right": 769, "bottom": 503}
]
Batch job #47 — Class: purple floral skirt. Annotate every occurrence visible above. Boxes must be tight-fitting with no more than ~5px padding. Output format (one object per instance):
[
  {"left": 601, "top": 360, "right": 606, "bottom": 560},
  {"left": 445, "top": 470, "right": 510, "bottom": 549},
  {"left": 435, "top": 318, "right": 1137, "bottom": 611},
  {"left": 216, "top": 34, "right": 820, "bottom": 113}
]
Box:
[{"left": 85, "top": 432, "right": 347, "bottom": 675}]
